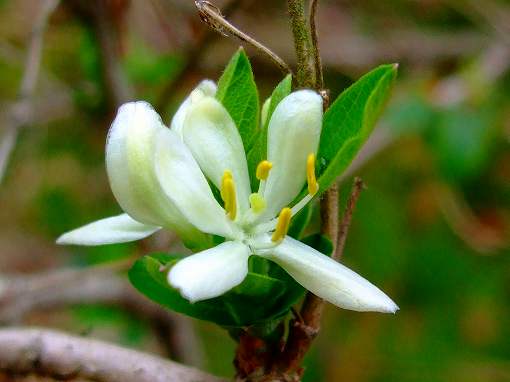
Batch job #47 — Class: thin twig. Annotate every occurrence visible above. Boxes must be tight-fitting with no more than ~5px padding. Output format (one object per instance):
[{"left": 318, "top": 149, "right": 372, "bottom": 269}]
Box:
[
  {"left": 195, "top": 0, "right": 291, "bottom": 74},
  {"left": 336, "top": 177, "right": 365, "bottom": 259},
  {"left": 276, "top": 184, "right": 339, "bottom": 377},
  {"left": 0, "top": 0, "right": 60, "bottom": 183},
  {"left": 0, "top": 327, "right": 225, "bottom": 382},
  {"left": 286, "top": 0, "right": 314, "bottom": 87},
  {"left": 155, "top": 0, "right": 243, "bottom": 111},
  {"left": 309, "top": 0, "right": 324, "bottom": 90},
  {"left": 91, "top": 0, "right": 133, "bottom": 107},
  {"left": 272, "top": 2, "right": 334, "bottom": 378}
]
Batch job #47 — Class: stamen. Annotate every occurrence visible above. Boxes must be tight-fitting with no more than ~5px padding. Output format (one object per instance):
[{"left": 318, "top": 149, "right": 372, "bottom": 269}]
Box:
[
  {"left": 220, "top": 170, "right": 232, "bottom": 200},
  {"left": 221, "top": 170, "right": 236, "bottom": 220},
  {"left": 307, "top": 153, "right": 319, "bottom": 196},
  {"left": 271, "top": 207, "right": 292, "bottom": 242},
  {"left": 249, "top": 193, "right": 266, "bottom": 214},
  {"left": 256, "top": 160, "right": 272, "bottom": 180},
  {"left": 256, "top": 160, "right": 272, "bottom": 195},
  {"left": 255, "top": 154, "right": 320, "bottom": 234}
]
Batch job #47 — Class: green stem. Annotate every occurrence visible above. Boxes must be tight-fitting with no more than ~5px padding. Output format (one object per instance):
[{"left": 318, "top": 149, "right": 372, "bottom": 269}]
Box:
[{"left": 286, "top": 0, "right": 314, "bottom": 87}]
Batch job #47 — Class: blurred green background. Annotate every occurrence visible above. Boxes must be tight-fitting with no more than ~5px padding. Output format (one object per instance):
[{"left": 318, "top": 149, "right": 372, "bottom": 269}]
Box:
[{"left": 0, "top": 0, "right": 509, "bottom": 381}]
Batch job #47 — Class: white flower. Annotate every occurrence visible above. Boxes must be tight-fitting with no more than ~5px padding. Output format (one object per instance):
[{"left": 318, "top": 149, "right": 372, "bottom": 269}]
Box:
[{"left": 57, "top": 80, "right": 398, "bottom": 313}]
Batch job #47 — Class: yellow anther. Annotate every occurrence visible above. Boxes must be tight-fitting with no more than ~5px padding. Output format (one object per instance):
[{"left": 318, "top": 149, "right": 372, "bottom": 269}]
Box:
[
  {"left": 306, "top": 153, "right": 319, "bottom": 196},
  {"left": 272, "top": 207, "right": 292, "bottom": 242},
  {"left": 220, "top": 170, "right": 233, "bottom": 201},
  {"left": 221, "top": 170, "right": 236, "bottom": 220},
  {"left": 256, "top": 160, "right": 273, "bottom": 180},
  {"left": 249, "top": 193, "right": 266, "bottom": 214}
]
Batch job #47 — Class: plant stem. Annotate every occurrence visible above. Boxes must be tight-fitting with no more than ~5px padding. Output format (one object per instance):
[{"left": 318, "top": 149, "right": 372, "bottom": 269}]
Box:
[
  {"left": 309, "top": 0, "right": 324, "bottom": 89},
  {"left": 196, "top": 0, "right": 291, "bottom": 74},
  {"left": 336, "top": 177, "right": 364, "bottom": 258},
  {"left": 286, "top": 0, "right": 314, "bottom": 87}
]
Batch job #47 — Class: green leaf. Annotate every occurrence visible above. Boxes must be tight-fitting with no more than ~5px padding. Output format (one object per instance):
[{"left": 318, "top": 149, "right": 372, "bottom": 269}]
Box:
[
  {"left": 262, "top": 74, "right": 293, "bottom": 132},
  {"left": 302, "top": 233, "right": 334, "bottom": 257},
  {"left": 128, "top": 252, "right": 302, "bottom": 327},
  {"left": 246, "top": 74, "right": 292, "bottom": 190},
  {"left": 428, "top": 105, "right": 495, "bottom": 182},
  {"left": 317, "top": 64, "right": 397, "bottom": 194},
  {"left": 287, "top": 202, "right": 313, "bottom": 239},
  {"left": 216, "top": 48, "right": 259, "bottom": 151}
]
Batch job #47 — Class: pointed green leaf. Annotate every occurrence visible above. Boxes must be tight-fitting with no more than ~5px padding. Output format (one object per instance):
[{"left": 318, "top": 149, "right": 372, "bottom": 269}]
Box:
[
  {"left": 317, "top": 64, "right": 398, "bottom": 194},
  {"left": 302, "top": 233, "right": 334, "bottom": 257},
  {"left": 216, "top": 48, "right": 259, "bottom": 151},
  {"left": 128, "top": 252, "right": 303, "bottom": 326},
  {"left": 287, "top": 202, "right": 312, "bottom": 239},
  {"left": 246, "top": 74, "right": 292, "bottom": 190}
]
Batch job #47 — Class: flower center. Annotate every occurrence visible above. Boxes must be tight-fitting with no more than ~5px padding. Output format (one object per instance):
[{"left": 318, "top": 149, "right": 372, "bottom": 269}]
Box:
[{"left": 219, "top": 153, "right": 319, "bottom": 246}]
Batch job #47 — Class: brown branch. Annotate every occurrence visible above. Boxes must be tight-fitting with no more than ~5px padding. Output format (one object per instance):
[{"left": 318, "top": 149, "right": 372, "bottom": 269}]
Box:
[
  {"left": 276, "top": 179, "right": 364, "bottom": 378},
  {"left": 269, "top": 2, "right": 336, "bottom": 379},
  {"left": 0, "top": 327, "right": 225, "bottom": 382},
  {"left": 309, "top": 0, "right": 323, "bottom": 90},
  {"left": 195, "top": 0, "right": 291, "bottom": 74},
  {"left": 336, "top": 177, "right": 365, "bottom": 259},
  {"left": 286, "top": 0, "right": 314, "bottom": 88},
  {"left": 92, "top": 0, "right": 133, "bottom": 107},
  {"left": 435, "top": 182, "right": 509, "bottom": 254},
  {"left": 0, "top": 0, "right": 60, "bottom": 183},
  {"left": 155, "top": 0, "right": 244, "bottom": 111},
  {"left": 274, "top": 185, "right": 339, "bottom": 379},
  {"left": 66, "top": 0, "right": 133, "bottom": 109},
  {"left": 0, "top": 263, "right": 203, "bottom": 367}
]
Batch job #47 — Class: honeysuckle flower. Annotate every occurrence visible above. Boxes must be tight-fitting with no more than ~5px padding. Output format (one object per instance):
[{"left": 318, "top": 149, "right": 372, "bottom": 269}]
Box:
[{"left": 57, "top": 80, "right": 398, "bottom": 314}]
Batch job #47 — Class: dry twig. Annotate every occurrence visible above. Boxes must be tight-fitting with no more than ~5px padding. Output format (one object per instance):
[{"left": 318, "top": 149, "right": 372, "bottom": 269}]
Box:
[
  {"left": 0, "top": 0, "right": 60, "bottom": 183},
  {"left": 336, "top": 177, "right": 365, "bottom": 258},
  {"left": 195, "top": 0, "right": 291, "bottom": 74},
  {"left": 0, "top": 327, "right": 224, "bottom": 382},
  {"left": 309, "top": 0, "right": 324, "bottom": 90},
  {"left": 155, "top": 0, "right": 244, "bottom": 111}
]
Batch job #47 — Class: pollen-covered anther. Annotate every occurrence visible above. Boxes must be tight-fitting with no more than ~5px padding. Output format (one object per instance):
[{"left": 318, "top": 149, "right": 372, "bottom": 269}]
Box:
[
  {"left": 271, "top": 207, "right": 292, "bottom": 242},
  {"left": 256, "top": 160, "right": 273, "bottom": 180},
  {"left": 221, "top": 170, "right": 237, "bottom": 220},
  {"left": 307, "top": 153, "right": 319, "bottom": 196}
]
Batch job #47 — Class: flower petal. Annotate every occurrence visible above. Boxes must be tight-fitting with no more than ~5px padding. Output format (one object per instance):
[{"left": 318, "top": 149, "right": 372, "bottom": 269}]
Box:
[
  {"left": 170, "top": 80, "right": 217, "bottom": 138},
  {"left": 56, "top": 213, "right": 160, "bottom": 246},
  {"left": 182, "top": 96, "right": 251, "bottom": 214},
  {"left": 155, "top": 127, "right": 237, "bottom": 238},
  {"left": 106, "top": 101, "right": 208, "bottom": 248},
  {"left": 168, "top": 241, "right": 250, "bottom": 302},
  {"left": 260, "top": 236, "right": 398, "bottom": 313},
  {"left": 262, "top": 90, "right": 323, "bottom": 219}
]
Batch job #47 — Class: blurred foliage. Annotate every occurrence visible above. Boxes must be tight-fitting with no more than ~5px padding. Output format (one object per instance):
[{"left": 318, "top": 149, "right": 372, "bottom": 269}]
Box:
[{"left": 1, "top": 0, "right": 509, "bottom": 381}]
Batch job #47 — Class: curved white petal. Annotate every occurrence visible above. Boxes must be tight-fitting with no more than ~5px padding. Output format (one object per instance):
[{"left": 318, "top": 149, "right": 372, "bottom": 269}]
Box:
[
  {"left": 170, "top": 80, "right": 217, "bottom": 138},
  {"left": 155, "top": 127, "right": 236, "bottom": 238},
  {"left": 260, "top": 236, "right": 398, "bottom": 313},
  {"left": 262, "top": 90, "right": 323, "bottom": 219},
  {"left": 168, "top": 241, "right": 250, "bottom": 302},
  {"left": 106, "top": 102, "right": 207, "bottom": 248},
  {"left": 56, "top": 214, "right": 160, "bottom": 246},
  {"left": 182, "top": 97, "right": 251, "bottom": 214}
]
